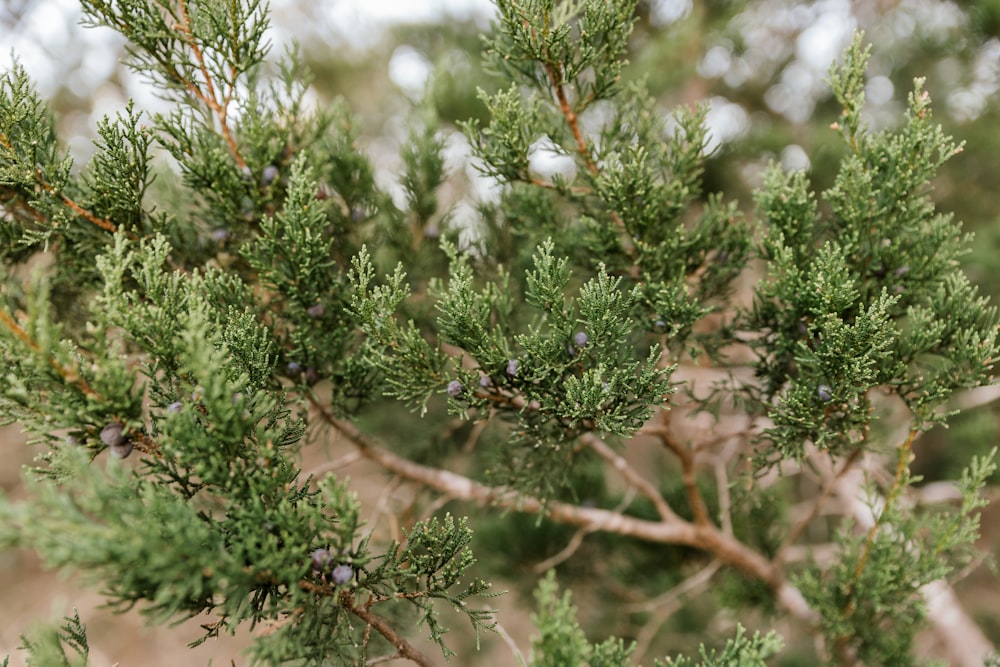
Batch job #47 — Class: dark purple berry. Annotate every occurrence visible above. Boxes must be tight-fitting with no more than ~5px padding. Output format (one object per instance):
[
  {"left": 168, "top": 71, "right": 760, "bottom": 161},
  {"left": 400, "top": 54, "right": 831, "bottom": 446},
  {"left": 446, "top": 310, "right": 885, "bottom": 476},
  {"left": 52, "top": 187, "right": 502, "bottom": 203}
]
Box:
[
  {"left": 100, "top": 421, "right": 126, "bottom": 448},
  {"left": 332, "top": 564, "right": 353, "bottom": 585},
  {"left": 307, "top": 303, "right": 325, "bottom": 319},
  {"left": 287, "top": 361, "right": 302, "bottom": 375},
  {"left": 261, "top": 165, "right": 279, "bottom": 185},
  {"left": 817, "top": 384, "right": 833, "bottom": 402},
  {"left": 574, "top": 332, "right": 589, "bottom": 347},
  {"left": 108, "top": 440, "right": 133, "bottom": 459},
  {"left": 506, "top": 359, "right": 519, "bottom": 377},
  {"left": 311, "top": 548, "right": 333, "bottom": 572},
  {"left": 479, "top": 375, "right": 493, "bottom": 388},
  {"left": 447, "top": 380, "right": 463, "bottom": 398},
  {"left": 167, "top": 401, "right": 183, "bottom": 413}
]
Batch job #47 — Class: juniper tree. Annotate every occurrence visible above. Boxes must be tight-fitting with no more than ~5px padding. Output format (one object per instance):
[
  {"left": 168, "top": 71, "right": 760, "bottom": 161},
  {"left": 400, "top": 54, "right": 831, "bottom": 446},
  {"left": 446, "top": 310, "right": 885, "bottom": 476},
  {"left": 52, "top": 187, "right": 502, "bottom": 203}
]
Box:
[{"left": 1, "top": 1, "right": 998, "bottom": 666}]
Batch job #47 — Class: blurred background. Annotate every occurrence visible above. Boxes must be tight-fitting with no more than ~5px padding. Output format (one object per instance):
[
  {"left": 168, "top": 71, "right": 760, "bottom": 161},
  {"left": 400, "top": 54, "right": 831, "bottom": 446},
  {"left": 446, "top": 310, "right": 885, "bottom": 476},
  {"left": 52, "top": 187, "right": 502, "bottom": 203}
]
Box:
[{"left": 2, "top": 0, "right": 1000, "bottom": 664}]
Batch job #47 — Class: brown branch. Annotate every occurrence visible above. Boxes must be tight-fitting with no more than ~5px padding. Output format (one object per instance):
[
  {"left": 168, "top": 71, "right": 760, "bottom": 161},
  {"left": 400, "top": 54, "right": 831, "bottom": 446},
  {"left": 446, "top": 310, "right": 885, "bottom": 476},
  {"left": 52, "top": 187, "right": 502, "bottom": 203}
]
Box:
[
  {"left": 644, "top": 414, "right": 712, "bottom": 527},
  {"left": 316, "top": 405, "right": 816, "bottom": 624},
  {"left": 176, "top": 0, "right": 246, "bottom": 169},
  {"left": 340, "top": 590, "right": 437, "bottom": 667},
  {"left": 0, "top": 307, "right": 99, "bottom": 398},
  {"left": 538, "top": 43, "right": 634, "bottom": 257},
  {"left": 31, "top": 165, "right": 119, "bottom": 234}
]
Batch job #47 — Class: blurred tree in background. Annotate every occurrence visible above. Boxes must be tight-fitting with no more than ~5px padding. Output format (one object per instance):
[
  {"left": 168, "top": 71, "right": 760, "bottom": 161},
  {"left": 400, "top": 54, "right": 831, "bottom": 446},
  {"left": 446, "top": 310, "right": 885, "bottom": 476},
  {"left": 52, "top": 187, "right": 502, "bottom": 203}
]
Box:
[{"left": 2, "top": 1, "right": 1000, "bottom": 666}]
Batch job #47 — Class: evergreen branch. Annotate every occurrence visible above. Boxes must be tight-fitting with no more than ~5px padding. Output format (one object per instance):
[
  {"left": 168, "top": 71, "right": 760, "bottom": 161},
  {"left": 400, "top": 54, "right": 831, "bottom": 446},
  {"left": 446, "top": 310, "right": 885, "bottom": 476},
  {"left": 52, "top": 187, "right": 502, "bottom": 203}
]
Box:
[
  {"left": 831, "top": 451, "right": 996, "bottom": 666},
  {"left": 175, "top": 0, "right": 246, "bottom": 168},
  {"left": 35, "top": 170, "right": 118, "bottom": 234},
  {"left": 0, "top": 129, "right": 116, "bottom": 233},
  {"left": 339, "top": 590, "right": 437, "bottom": 667},
  {"left": 0, "top": 307, "right": 99, "bottom": 398}
]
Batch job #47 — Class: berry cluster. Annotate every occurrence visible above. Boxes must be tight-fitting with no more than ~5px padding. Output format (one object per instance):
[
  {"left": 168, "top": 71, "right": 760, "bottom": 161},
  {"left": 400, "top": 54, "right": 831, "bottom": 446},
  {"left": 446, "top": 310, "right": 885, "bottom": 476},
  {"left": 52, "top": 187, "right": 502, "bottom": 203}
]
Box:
[
  {"left": 100, "top": 421, "right": 133, "bottom": 459},
  {"left": 310, "top": 548, "right": 354, "bottom": 585}
]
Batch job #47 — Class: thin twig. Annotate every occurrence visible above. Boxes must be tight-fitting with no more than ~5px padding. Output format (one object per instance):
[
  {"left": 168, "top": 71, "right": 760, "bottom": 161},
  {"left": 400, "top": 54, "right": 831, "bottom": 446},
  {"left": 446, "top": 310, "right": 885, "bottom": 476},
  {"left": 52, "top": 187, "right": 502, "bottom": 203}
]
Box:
[
  {"left": 492, "top": 618, "right": 529, "bottom": 667},
  {"left": 774, "top": 447, "right": 862, "bottom": 565},
  {"left": 176, "top": 0, "right": 246, "bottom": 169},
  {"left": 645, "top": 413, "right": 712, "bottom": 527},
  {"left": 532, "top": 488, "right": 637, "bottom": 574},
  {"left": 0, "top": 307, "right": 99, "bottom": 397},
  {"left": 630, "top": 559, "right": 722, "bottom": 664},
  {"left": 579, "top": 431, "right": 680, "bottom": 523},
  {"left": 340, "top": 590, "right": 437, "bottom": 667}
]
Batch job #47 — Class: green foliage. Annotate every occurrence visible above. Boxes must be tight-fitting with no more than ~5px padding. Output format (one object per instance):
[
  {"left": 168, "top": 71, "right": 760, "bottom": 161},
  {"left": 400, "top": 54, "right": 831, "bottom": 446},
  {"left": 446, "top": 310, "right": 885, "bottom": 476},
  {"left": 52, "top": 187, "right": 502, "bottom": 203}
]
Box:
[
  {"left": 797, "top": 449, "right": 997, "bottom": 666},
  {"left": 1, "top": 2, "right": 998, "bottom": 667},
  {"left": 655, "top": 624, "right": 783, "bottom": 667},
  {"left": 14, "top": 610, "right": 89, "bottom": 667}
]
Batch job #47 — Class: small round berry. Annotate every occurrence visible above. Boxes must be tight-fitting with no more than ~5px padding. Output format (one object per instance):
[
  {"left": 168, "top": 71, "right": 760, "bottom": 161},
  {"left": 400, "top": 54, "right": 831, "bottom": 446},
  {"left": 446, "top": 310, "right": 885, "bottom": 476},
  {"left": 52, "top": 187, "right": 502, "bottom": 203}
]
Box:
[
  {"left": 65, "top": 435, "right": 80, "bottom": 446},
  {"left": 479, "top": 375, "right": 493, "bottom": 388},
  {"left": 506, "top": 359, "right": 519, "bottom": 377},
  {"left": 574, "top": 331, "right": 589, "bottom": 348},
  {"left": 307, "top": 303, "right": 325, "bottom": 319},
  {"left": 108, "top": 440, "right": 133, "bottom": 459},
  {"left": 261, "top": 165, "right": 279, "bottom": 185},
  {"left": 332, "top": 564, "right": 353, "bottom": 585},
  {"left": 210, "top": 228, "right": 230, "bottom": 243},
  {"left": 817, "top": 384, "right": 833, "bottom": 402},
  {"left": 424, "top": 224, "right": 440, "bottom": 239},
  {"left": 653, "top": 319, "right": 666, "bottom": 331},
  {"left": 311, "top": 548, "right": 333, "bottom": 572},
  {"left": 304, "top": 367, "right": 320, "bottom": 385},
  {"left": 100, "top": 421, "right": 126, "bottom": 448},
  {"left": 239, "top": 165, "right": 253, "bottom": 180},
  {"left": 167, "top": 401, "right": 183, "bottom": 413},
  {"left": 286, "top": 361, "right": 302, "bottom": 375},
  {"left": 447, "top": 380, "right": 463, "bottom": 398},
  {"left": 315, "top": 184, "right": 330, "bottom": 201}
]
